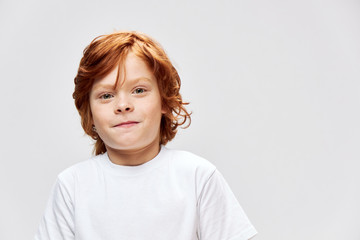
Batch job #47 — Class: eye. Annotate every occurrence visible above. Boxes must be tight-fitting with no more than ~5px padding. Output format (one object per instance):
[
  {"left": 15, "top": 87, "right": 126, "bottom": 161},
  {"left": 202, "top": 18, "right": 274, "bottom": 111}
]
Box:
[
  {"left": 100, "top": 93, "right": 114, "bottom": 99},
  {"left": 133, "top": 88, "right": 145, "bottom": 94}
]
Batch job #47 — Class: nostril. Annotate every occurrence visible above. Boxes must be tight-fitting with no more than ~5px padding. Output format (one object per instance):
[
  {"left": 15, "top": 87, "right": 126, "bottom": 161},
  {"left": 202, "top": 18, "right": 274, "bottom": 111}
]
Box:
[{"left": 125, "top": 107, "right": 130, "bottom": 111}]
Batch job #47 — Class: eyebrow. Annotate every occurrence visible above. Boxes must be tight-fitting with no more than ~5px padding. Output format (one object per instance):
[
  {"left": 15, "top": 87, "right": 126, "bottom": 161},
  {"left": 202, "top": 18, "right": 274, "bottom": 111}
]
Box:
[
  {"left": 93, "top": 84, "right": 115, "bottom": 90},
  {"left": 126, "top": 77, "right": 152, "bottom": 84},
  {"left": 93, "top": 77, "right": 153, "bottom": 91}
]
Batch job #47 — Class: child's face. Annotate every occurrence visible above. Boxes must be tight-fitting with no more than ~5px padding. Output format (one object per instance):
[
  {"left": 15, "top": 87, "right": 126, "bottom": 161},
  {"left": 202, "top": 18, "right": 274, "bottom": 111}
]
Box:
[{"left": 89, "top": 51, "right": 165, "bottom": 152}]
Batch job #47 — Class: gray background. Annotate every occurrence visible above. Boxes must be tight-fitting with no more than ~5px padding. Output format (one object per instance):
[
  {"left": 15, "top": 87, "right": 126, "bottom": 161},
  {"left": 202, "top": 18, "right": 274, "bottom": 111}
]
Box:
[{"left": 1, "top": 0, "right": 359, "bottom": 239}]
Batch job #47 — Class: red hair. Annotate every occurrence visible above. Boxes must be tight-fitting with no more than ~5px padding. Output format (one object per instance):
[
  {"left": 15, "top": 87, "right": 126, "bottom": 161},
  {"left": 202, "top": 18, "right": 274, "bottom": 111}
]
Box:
[{"left": 73, "top": 31, "right": 191, "bottom": 155}]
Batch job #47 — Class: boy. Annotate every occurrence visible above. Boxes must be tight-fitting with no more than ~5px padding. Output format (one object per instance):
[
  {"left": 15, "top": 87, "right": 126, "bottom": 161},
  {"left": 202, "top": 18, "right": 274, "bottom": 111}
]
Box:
[{"left": 35, "top": 31, "right": 257, "bottom": 240}]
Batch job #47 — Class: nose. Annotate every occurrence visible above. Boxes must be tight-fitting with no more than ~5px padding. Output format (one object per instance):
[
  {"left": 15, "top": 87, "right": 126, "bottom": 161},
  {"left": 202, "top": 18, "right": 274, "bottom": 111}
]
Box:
[{"left": 114, "top": 98, "right": 134, "bottom": 113}]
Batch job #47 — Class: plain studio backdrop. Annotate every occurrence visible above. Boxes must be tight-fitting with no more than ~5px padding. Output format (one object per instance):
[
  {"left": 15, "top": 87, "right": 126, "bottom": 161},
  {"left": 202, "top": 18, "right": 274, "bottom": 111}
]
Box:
[{"left": 1, "top": 0, "right": 359, "bottom": 239}]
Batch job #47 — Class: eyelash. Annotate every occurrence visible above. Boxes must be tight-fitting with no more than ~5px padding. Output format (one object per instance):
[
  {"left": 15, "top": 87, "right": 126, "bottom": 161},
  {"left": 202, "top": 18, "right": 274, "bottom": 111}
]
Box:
[
  {"left": 133, "top": 88, "right": 146, "bottom": 94},
  {"left": 100, "top": 93, "right": 114, "bottom": 100},
  {"left": 99, "top": 88, "right": 146, "bottom": 100}
]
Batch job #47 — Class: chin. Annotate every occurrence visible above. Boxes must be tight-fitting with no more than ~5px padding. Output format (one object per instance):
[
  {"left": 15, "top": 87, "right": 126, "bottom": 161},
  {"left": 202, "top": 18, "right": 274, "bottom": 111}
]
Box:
[
  {"left": 106, "top": 141, "right": 144, "bottom": 151},
  {"left": 103, "top": 133, "right": 161, "bottom": 151}
]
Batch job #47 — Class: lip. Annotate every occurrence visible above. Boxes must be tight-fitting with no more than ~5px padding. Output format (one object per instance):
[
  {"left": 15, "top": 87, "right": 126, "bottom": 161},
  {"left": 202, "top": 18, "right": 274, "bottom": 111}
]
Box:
[{"left": 114, "top": 121, "right": 139, "bottom": 128}]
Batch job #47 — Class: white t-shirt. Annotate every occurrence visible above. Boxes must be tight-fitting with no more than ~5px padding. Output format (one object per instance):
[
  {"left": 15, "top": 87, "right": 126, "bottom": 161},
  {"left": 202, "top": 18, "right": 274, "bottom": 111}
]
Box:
[{"left": 35, "top": 146, "right": 257, "bottom": 240}]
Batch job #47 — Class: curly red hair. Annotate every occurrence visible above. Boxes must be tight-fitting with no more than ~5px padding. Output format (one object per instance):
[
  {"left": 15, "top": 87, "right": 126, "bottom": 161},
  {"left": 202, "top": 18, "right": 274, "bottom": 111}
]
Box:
[{"left": 73, "top": 31, "right": 191, "bottom": 155}]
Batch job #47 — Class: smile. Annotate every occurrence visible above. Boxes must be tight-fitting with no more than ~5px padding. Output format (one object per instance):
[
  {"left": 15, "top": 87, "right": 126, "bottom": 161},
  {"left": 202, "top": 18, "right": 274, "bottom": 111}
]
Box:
[{"left": 114, "top": 121, "right": 139, "bottom": 128}]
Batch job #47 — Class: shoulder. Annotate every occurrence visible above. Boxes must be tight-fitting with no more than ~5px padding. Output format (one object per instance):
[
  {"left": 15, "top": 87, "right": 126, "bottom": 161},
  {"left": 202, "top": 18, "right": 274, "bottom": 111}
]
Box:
[
  {"left": 166, "top": 147, "right": 215, "bottom": 169},
  {"left": 164, "top": 147, "right": 217, "bottom": 182},
  {"left": 56, "top": 154, "right": 105, "bottom": 184}
]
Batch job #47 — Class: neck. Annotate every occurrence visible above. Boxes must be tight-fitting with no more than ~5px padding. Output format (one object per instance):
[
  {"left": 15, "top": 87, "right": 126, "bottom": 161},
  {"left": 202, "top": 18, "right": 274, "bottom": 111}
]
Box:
[{"left": 105, "top": 140, "right": 161, "bottom": 166}]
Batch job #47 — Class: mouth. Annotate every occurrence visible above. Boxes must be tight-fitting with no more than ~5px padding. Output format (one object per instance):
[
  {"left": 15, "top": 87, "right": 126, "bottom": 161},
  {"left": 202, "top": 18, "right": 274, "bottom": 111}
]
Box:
[{"left": 114, "top": 121, "right": 139, "bottom": 128}]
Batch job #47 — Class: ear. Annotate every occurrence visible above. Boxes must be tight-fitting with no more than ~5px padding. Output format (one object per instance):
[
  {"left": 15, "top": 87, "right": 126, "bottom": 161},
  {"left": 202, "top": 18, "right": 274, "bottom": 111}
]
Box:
[
  {"left": 90, "top": 117, "right": 95, "bottom": 130},
  {"left": 161, "top": 105, "right": 167, "bottom": 114}
]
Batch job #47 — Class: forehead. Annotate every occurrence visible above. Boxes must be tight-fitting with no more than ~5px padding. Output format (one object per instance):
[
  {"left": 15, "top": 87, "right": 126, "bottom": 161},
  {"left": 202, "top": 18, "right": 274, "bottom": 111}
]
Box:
[
  {"left": 123, "top": 52, "right": 154, "bottom": 79},
  {"left": 92, "top": 52, "right": 157, "bottom": 90}
]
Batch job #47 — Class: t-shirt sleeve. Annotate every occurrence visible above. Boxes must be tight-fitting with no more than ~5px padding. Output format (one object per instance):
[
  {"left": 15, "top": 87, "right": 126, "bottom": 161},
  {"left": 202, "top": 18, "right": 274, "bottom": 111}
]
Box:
[
  {"left": 197, "top": 169, "right": 257, "bottom": 240},
  {"left": 34, "top": 176, "right": 75, "bottom": 240}
]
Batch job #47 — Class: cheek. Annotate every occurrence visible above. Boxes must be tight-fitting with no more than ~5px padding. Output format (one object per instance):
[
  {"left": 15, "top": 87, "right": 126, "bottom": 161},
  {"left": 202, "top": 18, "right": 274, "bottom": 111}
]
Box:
[
  {"left": 144, "top": 99, "right": 163, "bottom": 117},
  {"left": 90, "top": 103, "right": 108, "bottom": 125}
]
